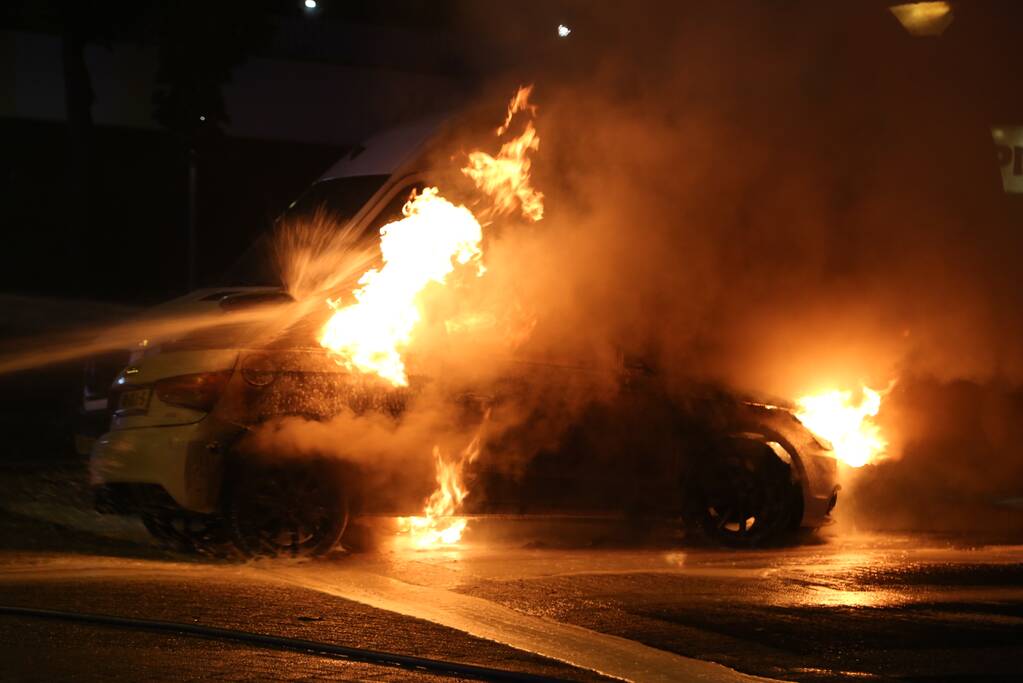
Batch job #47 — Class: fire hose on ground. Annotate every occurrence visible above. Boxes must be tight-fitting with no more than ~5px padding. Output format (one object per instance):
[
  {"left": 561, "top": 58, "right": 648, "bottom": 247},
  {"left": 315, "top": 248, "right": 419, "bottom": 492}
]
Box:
[{"left": 0, "top": 604, "right": 568, "bottom": 682}]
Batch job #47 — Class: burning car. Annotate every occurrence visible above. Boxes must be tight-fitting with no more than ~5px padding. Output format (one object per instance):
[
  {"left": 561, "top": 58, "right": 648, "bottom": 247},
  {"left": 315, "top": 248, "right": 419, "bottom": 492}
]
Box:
[
  {"left": 89, "top": 116, "right": 443, "bottom": 555},
  {"left": 90, "top": 322, "right": 839, "bottom": 554},
  {"left": 88, "top": 106, "right": 840, "bottom": 555}
]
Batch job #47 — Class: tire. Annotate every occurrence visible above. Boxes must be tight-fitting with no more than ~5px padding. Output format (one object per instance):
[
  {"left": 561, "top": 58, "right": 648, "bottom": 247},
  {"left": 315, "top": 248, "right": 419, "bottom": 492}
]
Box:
[
  {"left": 693, "top": 438, "right": 799, "bottom": 548},
  {"left": 226, "top": 459, "right": 350, "bottom": 558}
]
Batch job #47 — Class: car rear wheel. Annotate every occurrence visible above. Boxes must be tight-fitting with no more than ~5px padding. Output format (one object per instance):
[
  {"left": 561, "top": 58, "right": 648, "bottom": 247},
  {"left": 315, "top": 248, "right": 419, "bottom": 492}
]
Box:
[
  {"left": 226, "top": 460, "right": 349, "bottom": 558},
  {"left": 695, "top": 439, "right": 799, "bottom": 547}
]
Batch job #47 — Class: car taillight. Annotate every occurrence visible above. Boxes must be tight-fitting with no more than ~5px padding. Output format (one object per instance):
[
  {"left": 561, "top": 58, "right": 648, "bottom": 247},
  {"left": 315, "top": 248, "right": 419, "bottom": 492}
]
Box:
[{"left": 154, "top": 371, "right": 231, "bottom": 412}]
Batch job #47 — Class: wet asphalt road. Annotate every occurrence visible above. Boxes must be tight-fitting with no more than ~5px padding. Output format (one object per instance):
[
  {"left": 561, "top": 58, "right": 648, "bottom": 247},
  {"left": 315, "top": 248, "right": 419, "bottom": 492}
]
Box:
[{"left": 0, "top": 466, "right": 1021, "bottom": 682}]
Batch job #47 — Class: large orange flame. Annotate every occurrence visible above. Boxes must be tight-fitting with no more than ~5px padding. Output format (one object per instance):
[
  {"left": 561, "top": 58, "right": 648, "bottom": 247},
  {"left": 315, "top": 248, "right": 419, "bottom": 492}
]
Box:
[
  {"left": 795, "top": 385, "right": 890, "bottom": 467},
  {"left": 319, "top": 86, "right": 543, "bottom": 386},
  {"left": 319, "top": 188, "right": 484, "bottom": 386}
]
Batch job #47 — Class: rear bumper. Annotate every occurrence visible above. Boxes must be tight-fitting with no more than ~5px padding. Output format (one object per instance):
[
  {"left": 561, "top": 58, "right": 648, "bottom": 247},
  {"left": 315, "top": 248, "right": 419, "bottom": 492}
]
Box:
[{"left": 89, "top": 421, "right": 227, "bottom": 514}]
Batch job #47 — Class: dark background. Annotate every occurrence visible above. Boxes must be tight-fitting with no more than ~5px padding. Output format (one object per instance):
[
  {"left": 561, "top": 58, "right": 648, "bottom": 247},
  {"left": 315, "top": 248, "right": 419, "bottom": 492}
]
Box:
[
  {"left": 3, "top": 1, "right": 1022, "bottom": 304},
  {"left": 2, "top": 0, "right": 499, "bottom": 303},
  {"left": 3, "top": 117, "right": 342, "bottom": 301}
]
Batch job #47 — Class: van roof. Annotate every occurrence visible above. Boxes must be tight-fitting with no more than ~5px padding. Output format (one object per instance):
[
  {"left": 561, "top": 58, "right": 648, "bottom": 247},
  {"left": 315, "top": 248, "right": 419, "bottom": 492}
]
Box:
[{"left": 318, "top": 114, "right": 449, "bottom": 181}]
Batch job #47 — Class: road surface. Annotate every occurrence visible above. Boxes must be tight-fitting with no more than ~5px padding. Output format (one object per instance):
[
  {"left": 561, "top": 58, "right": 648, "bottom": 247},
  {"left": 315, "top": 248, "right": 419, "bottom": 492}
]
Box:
[{"left": 0, "top": 464, "right": 1021, "bottom": 681}]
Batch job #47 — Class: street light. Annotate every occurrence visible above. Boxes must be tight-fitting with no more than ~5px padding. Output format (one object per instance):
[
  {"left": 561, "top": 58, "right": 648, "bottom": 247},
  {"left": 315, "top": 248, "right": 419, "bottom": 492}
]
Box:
[
  {"left": 557, "top": 24, "right": 571, "bottom": 38},
  {"left": 304, "top": 0, "right": 317, "bottom": 10},
  {"left": 889, "top": 2, "right": 953, "bottom": 37}
]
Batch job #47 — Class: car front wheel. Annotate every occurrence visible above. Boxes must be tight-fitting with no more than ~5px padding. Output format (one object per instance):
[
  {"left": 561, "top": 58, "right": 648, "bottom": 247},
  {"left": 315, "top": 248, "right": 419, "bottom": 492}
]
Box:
[{"left": 694, "top": 439, "right": 799, "bottom": 547}]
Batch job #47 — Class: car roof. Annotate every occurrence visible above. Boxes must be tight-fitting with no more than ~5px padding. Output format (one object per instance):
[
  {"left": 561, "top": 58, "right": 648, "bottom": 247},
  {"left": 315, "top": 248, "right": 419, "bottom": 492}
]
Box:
[{"left": 318, "top": 114, "right": 449, "bottom": 181}]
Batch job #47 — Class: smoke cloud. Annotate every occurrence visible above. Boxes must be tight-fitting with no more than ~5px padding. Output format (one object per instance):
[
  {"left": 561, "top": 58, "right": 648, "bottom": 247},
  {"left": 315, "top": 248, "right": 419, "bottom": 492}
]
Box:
[
  {"left": 258, "top": 2, "right": 1023, "bottom": 532},
  {"left": 511, "top": 4, "right": 1021, "bottom": 395},
  {"left": 481, "top": 2, "right": 1023, "bottom": 531}
]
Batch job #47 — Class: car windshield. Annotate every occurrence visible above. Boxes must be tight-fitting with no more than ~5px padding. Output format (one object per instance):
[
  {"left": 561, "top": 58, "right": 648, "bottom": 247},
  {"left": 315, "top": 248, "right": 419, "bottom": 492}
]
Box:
[{"left": 218, "top": 175, "right": 389, "bottom": 287}]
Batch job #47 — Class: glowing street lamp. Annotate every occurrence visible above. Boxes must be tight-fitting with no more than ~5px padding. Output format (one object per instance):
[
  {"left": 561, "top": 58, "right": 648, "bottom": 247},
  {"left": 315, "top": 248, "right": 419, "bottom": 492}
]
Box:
[{"left": 889, "top": 2, "right": 953, "bottom": 37}]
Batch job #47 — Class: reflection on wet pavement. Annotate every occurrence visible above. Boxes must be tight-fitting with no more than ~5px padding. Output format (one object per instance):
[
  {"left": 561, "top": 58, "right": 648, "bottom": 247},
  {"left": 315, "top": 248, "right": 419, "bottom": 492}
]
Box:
[{"left": 1, "top": 499, "right": 1021, "bottom": 682}]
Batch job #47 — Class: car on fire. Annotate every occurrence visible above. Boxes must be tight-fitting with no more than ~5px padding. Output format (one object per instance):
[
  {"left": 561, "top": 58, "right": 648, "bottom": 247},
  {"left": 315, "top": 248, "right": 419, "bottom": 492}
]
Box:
[{"left": 88, "top": 119, "right": 840, "bottom": 555}]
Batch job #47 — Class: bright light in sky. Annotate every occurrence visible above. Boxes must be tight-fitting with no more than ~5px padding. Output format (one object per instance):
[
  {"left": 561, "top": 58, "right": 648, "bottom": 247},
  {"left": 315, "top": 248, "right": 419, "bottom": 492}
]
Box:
[
  {"left": 304, "top": 0, "right": 317, "bottom": 9},
  {"left": 557, "top": 24, "right": 571, "bottom": 38}
]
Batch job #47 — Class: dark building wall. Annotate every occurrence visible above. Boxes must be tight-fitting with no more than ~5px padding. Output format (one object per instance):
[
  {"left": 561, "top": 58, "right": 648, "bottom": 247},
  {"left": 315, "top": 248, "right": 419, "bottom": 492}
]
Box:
[
  {"left": 1, "top": 17, "right": 470, "bottom": 304},
  {"left": 1, "top": 116, "right": 343, "bottom": 304}
]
